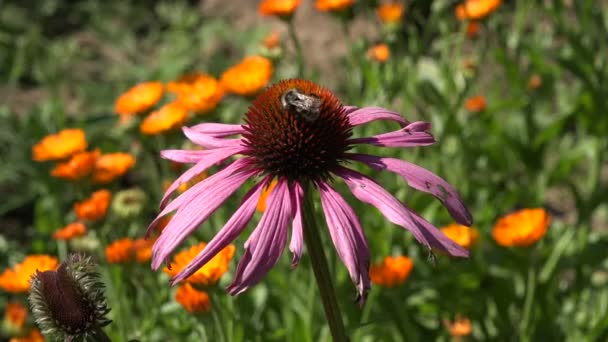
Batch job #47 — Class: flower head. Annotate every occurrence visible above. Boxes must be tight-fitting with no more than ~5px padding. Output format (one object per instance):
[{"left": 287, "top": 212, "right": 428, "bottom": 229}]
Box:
[
  {"left": 140, "top": 102, "right": 189, "bottom": 135},
  {"left": 493, "top": 208, "right": 551, "bottom": 247},
  {"left": 367, "top": 44, "right": 390, "bottom": 63},
  {"left": 164, "top": 242, "right": 235, "bottom": 286},
  {"left": 74, "top": 190, "right": 112, "bottom": 222},
  {"left": 147, "top": 79, "right": 472, "bottom": 304},
  {"left": 441, "top": 223, "right": 479, "bottom": 250},
  {"left": 315, "top": 0, "right": 355, "bottom": 12},
  {"left": 369, "top": 256, "right": 413, "bottom": 287},
  {"left": 528, "top": 74, "right": 542, "bottom": 90},
  {"left": 464, "top": 95, "right": 486, "bottom": 112},
  {"left": 444, "top": 315, "right": 473, "bottom": 338},
  {"left": 259, "top": 0, "right": 301, "bottom": 18},
  {"left": 111, "top": 188, "right": 147, "bottom": 219},
  {"left": 93, "top": 153, "right": 136, "bottom": 183},
  {"left": 0, "top": 255, "right": 59, "bottom": 293},
  {"left": 133, "top": 238, "right": 154, "bottom": 263},
  {"left": 9, "top": 329, "right": 44, "bottom": 342},
  {"left": 466, "top": 21, "right": 481, "bottom": 38},
  {"left": 167, "top": 74, "right": 224, "bottom": 114},
  {"left": 105, "top": 238, "right": 135, "bottom": 264},
  {"left": 456, "top": 0, "right": 501, "bottom": 20},
  {"left": 3, "top": 301, "right": 28, "bottom": 334},
  {"left": 53, "top": 222, "right": 87, "bottom": 241},
  {"left": 175, "top": 284, "right": 211, "bottom": 313},
  {"left": 50, "top": 149, "right": 100, "bottom": 181},
  {"left": 376, "top": 3, "right": 404, "bottom": 23},
  {"left": 220, "top": 56, "right": 273, "bottom": 96},
  {"left": 114, "top": 82, "right": 164, "bottom": 116},
  {"left": 262, "top": 32, "right": 281, "bottom": 50},
  {"left": 32, "top": 129, "right": 87, "bottom": 162}
]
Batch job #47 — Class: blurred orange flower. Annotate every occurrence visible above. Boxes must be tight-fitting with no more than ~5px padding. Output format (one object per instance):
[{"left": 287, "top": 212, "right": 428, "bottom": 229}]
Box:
[
  {"left": 140, "top": 102, "right": 189, "bottom": 135},
  {"left": 133, "top": 238, "right": 154, "bottom": 263},
  {"left": 165, "top": 242, "right": 235, "bottom": 285},
  {"left": 367, "top": 44, "right": 390, "bottom": 63},
  {"left": 259, "top": 0, "right": 301, "bottom": 17},
  {"left": 32, "top": 129, "right": 87, "bottom": 162},
  {"left": 105, "top": 238, "right": 135, "bottom": 264},
  {"left": 114, "top": 81, "right": 164, "bottom": 116},
  {"left": 53, "top": 222, "right": 87, "bottom": 240},
  {"left": 466, "top": 21, "right": 480, "bottom": 38},
  {"left": 167, "top": 73, "right": 224, "bottom": 114},
  {"left": 315, "top": 0, "right": 355, "bottom": 12},
  {"left": 464, "top": 95, "right": 486, "bottom": 112},
  {"left": 178, "top": 172, "right": 208, "bottom": 194},
  {"left": 369, "top": 256, "right": 413, "bottom": 287},
  {"left": 93, "top": 153, "right": 136, "bottom": 183},
  {"left": 493, "top": 208, "right": 551, "bottom": 247},
  {"left": 528, "top": 74, "right": 542, "bottom": 90},
  {"left": 444, "top": 315, "right": 473, "bottom": 339},
  {"left": 376, "top": 3, "right": 404, "bottom": 23},
  {"left": 441, "top": 223, "right": 479, "bottom": 250},
  {"left": 456, "top": 0, "right": 501, "bottom": 20},
  {"left": 50, "top": 149, "right": 100, "bottom": 181},
  {"left": 262, "top": 32, "right": 280, "bottom": 49},
  {"left": 220, "top": 56, "right": 273, "bottom": 96},
  {"left": 74, "top": 189, "right": 112, "bottom": 221},
  {"left": 256, "top": 178, "right": 278, "bottom": 212},
  {"left": 4, "top": 301, "right": 27, "bottom": 330},
  {"left": 0, "top": 255, "right": 59, "bottom": 293},
  {"left": 175, "top": 283, "right": 211, "bottom": 313},
  {"left": 9, "top": 329, "right": 44, "bottom": 342}
]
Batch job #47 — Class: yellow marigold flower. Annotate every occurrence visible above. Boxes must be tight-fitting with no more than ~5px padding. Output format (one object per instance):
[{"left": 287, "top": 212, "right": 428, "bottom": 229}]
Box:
[
  {"left": 114, "top": 82, "right": 164, "bottom": 116},
  {"left": 528, "top": 74, "right": 542, "bottom": 90},
  {"left": 32, "top": 129, "right": 87, "bottom": 162},
  {"left": 9, "top": 329, "right": 44, "bottom": 342},
  {"left": 315, "top": 0, "right": 355, "bottom": 12},
  {"left": 93, "top": 153, "right": 136, "bottom": 184},
  {"left": 259, "top": 0, "right": 301, "bottom": 18},
  {"left": 52, "top": 222, "right": 87, "bottom": 240},
  {"left": 455, "top": 0, "right": 501, "bottom": 20},
  {"left": 493, "top": 208, "right": 551, "bottom": 247},
  {"left": 74, "top": 189, "right": 112, "bottom": 222},
  {"left": 441, "top": 223, "right": 479, "bottom": 250},
  {"left": 0, "top": 255, "right": 59, "bottom": 293},
  {"left": 175, "top": 283, "right": 211, "bottom": 313},
  {"left": 376, "top": 3, "right": 404, "bottom": 23},
  {"left": 369, "top": 256, "right": 413, "bottom": 288},
  {"left": 50, "top": 149, "right": 100, "bottom": 181},
  {"left": 4, "top": 301, "right": 27, "bottom": 330},
  {"left": 464, "top": 95, "right": 486, "bottom": 112},
  {"left": 220, "top": 56, "right": 273, "bottom": 96},
  {"left": 140, "top": 102, "right": 189, "bottom": 135},
  {"left": 444, "top": 315, "right": 473, "bottom": 338},
  {"left": 466, "top": 21, "right": 480, "bottom": 38},
  {"left": 367, "top": 44, "right": 390, "bottom": 63},
  {"left": 164, "top": 242, "right": 235, "bottom": 285},
  {"left": 256, "top": 179, "right": 278, "bottom": 212},
  {"left": 105, "top": 238, "right": 135, "bottom": 264},
  {"left": 167, "top": 74, "right": 224, "bottom": 114},
  {"left": 133, "top": 238, "right": 154, "bottom": 263}
]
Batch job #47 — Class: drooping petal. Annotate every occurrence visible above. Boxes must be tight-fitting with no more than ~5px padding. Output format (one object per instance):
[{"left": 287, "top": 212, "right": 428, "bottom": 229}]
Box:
[
  {"left": 226, "top": 179, "right": 292, "bottom": 295},
  {"left": 346, "top": 106, "right": 409, "bottom": 127},
  {"left": 289, "top": 182, "right": 304, "bottom": 268},
  {"left": 188, "top": 123, "right": 246, "bottom": 137},
  {"left": 160, "top": 146, "right": 244, "bottom": 208},
  {"left": 318, "top": 181, "right": 370, "bottom": 305},
  {"left": 183, "top": 126, "right": 243, "bottom": 149},
  {"left": 169, "top": 179, "right": 268, "bottom": 284},
  {"left": 347, "top": 121, "right": 435, "bottom": 147},
  {"left": 348, "top": 153, "right": 473, "bottom": 226},
  {"left": 336, "top": 167, "right": 468, "bottom": 257}
]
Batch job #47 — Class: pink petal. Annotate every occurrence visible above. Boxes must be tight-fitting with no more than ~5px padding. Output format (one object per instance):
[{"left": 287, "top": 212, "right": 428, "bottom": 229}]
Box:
[
  {"left": 188, "top": 123, "right": 245, "bottom": 137},
  {"left": 347, "top": 106, "right": 409, "bottom": 127},
  {"left": 226, "top": 179, "right": 292, "bottom": 295},
  {"left": 183, "top": 126, "right": 243, "bottom": 149},
  {"left": 289, "top": 182, "right": 304, "bottom": 268},
  {"left": 348, "top": 153, "right": 472, "bottom": 226},
  {"left": 169, "top": 179, "right": 268, "bottom": 284},
  {"left": 348, "top": 121, "right": 435, "bottom": 147},
  {"left": 336, "top": 167, "right": 468, "bottom": 258},
  {"left": 318, "top": 181, "right": 370, "bottom": 305},
  {"left": 160, "top": 149, "right": 210, "bottom": 164}
]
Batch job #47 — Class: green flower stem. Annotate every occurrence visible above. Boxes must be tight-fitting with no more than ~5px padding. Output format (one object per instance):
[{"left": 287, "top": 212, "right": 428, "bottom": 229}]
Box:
[
  {"left": 301, "top": 183, "right": 349, "bottom": 342},
  {"left": 287, "top": 19, "right": 304, "bottom": 77}
]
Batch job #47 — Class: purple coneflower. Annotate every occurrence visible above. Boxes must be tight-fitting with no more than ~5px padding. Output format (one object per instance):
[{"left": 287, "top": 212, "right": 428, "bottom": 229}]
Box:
[{"left": 147, "top": 79, "right": 472, "bottom": 303}]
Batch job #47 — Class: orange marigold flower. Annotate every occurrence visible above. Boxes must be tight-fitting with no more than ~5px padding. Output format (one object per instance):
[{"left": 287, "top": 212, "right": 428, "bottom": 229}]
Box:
[
  {"left": 256, "top": 178, "right": 278, "bottom": 212},
  {"left": 93, "top": 153, "right": 136, "bottom": 183},
  {"left": 315, "top": 0, "right": 355, "bottom": 12},
  {"left": 175, "top": 283, "right": 211, "bottom": 313},
  {"left": 444, "top": 315, "right": 473, "bottom": 338},
  {"left": 528, "top": 74, "right": 542, "bottom": 90},
  {"left": 369, "top": 256, "right": 413, "bottom": 287},
  {"left": 0, "top": 255, "right": 59, "bottom": 293},
  {"left": 367, "top": 44, "right": 390, "bottom": 63},
  {"left": 53, "top": 222, "right": 87, "bottom": 240},
  {"left": 165, "top": 242, "right": 235, "bottom": 285},
  {"left": 376, "top": 3, "right": 405, "bottom": 23},
  {"left": 74, "top": 189, "right": 112, "bottom": 221},
  {"left": 140, "top": 102, "right": 189, "bottom": 135},
  {"left": 262, "top": 31, "right": 280, "bottom": 49},
  {"left": 259, "top": 0, "right": 301, "bottom": 17},
  {"left": 32, "top": 129, "right": 87, "bottom": 162},
  {"left": 466, "top": 21, "right": 481, "bottom": 38},
  {"left": 220, "top": 56, "right": 273, "bottom": 96},
  {"left": 167, "top": 74, "right": 224, "bottom": 114},
  {"left": 441, "top": 223, "right": 479, "bottom": 249},
  {"left": 493, "top": 208, "right": 551, "bottom": 247},
  {"left": 114, "top": 81, "right": 164, "bottom": 116},
  {"left": 456, "top": 0, "right": 501, "bottom": 20},
  {"left": 105, "top": 238, "right": 135, "bottom": 264},
  {"left": 177, "top": 172, "right": 208, "bottom": 193},
  {"left": 464, "top": 95, "right": 486, "bottom": 112},
  {"left": 50, "top": 149, "right": 100, "bottom": 181},
  {"left": 4, "top": 301, "right": 27, "bottom": 330},
  {"left": 133, "top": 238, "right": 154, "bottom": 263},
  {"left": 9, "top": 329, "right": 44, "bottom": 342}
]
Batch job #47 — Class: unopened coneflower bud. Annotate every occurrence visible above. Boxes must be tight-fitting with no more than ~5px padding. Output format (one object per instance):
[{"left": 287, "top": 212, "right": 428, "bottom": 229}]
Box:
[
  {"left": 111, "top": 188, "right": 146, "bottom": 219},
  {"left": 29, "top": 254, "right": 111, "bottom": 342}
]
